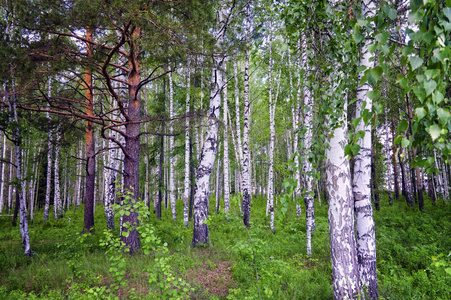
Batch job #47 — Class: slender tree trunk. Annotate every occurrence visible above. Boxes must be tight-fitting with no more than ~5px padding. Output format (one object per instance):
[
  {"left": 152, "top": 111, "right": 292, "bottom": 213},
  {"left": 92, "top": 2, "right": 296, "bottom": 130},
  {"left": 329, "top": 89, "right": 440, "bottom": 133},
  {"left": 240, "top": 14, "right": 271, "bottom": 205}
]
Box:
[
  {"left": 44, "top": 77, "right": 53, "bottom": 222},
  {"left": 54, "top": 125, "right": 63, "bottom": 220},
  {"left": 267, "top": 25, "right": 276, "bottom": 233},
  {"left": 8, "top": 150, "right": 14, "bottom": 213},
  {"left": 391, "top": 121, "right": 399, "bottom": 202},
  {"left": 242, "top": 4, "right": 251, "bottom": 227},
  {"left": 301, "top": 33, "right": 315, "bottom": 255},
  {"left": 184, "top": 59, "right": 191, "bottom": 227},
  {"left": 234, "top": 60, "right": 243, "bottom": 194},
  {"left": 223, "top": 65, "right": 230, "bottom": 215},
  {"left": 0, "top": 133, "right": 6, "bottom": 214},
  {"left": 326, "top": 93, "right": 360, "bottom": 300},
  {"left": 192, "top": 5, "right": 228, "bottom": 245},
  {"left": 168, "top": 63, "right": 176, "bottom": 221},
  {"left": 9, "top": 68, "right": 33, "bottom": 256},
  {"left": 157, "top": 135, "right": 164, "bottom": 220},
  {"left": 352, "top": 2, "right": 378, "bottom": 297},
  {"left": 215, "top": 159, "right": 221, "bottom": 214},
  {"left": 84, "top": 27, "right": 95, "bottom": 233}
]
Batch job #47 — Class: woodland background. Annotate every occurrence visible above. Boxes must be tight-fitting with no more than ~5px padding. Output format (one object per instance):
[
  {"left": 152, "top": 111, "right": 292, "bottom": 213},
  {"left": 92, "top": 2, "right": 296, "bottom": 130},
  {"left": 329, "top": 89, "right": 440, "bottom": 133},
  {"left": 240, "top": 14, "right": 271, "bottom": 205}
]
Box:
[{"left": 0, "top": 0, "right": 450, "bottom": 299}]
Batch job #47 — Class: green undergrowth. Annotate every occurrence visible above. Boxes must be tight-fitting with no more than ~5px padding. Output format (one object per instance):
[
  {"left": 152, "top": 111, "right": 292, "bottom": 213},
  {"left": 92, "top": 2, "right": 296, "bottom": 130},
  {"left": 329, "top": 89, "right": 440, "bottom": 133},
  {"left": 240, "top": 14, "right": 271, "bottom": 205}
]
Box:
[{"left": 0, "top": 192, "right": 450, "bottom": 299}]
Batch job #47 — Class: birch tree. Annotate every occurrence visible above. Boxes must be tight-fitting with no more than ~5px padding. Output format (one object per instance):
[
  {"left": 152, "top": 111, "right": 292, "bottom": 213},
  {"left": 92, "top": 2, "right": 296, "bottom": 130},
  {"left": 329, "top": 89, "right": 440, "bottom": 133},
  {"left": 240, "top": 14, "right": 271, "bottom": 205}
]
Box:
[
  {"left": 168, "top": 63, "right": 176, "bottom": 221},
  {"left": 267, "top": 21, "right": 275, "bottom": 233},
  {"left": 184, "top": 60, "right": 191, "bottom": 227},
  {"left": 353, "top": 1, "right": 378, "bottom": 297},
  {"left": 223, "top": 62, "right": 230, "bottom": 215},
  {"left": 242, "top": 3, "right": 252, "bottom": 227},
  {"left": 44, "top": 77, "right": 53, "bottom": 222},
  {"left": 326, "top": 86, "right": 361, "bottom": 299},
  {"left": 192, "top": 3, "right": 229, "bottom": 246},
  {"left": 53, "top": 124, "right": 62, "bottom": 220},
  {"left": 301, "top": 33, "right": 315, "bottom": 256}
]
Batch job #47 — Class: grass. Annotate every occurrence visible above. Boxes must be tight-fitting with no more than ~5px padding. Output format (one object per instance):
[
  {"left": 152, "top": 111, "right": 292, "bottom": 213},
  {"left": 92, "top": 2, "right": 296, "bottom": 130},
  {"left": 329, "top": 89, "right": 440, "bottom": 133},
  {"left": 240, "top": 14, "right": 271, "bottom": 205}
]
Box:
[{"left": 0, "top": 192, "right": 450, "bottom": 299}]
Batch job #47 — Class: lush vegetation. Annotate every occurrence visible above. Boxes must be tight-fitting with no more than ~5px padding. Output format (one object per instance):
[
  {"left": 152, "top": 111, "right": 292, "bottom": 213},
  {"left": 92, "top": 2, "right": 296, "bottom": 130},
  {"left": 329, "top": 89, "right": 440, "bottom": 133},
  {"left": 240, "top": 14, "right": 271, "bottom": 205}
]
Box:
[{"left": 1, "top": 194, "right": 450, "bottom": 299}]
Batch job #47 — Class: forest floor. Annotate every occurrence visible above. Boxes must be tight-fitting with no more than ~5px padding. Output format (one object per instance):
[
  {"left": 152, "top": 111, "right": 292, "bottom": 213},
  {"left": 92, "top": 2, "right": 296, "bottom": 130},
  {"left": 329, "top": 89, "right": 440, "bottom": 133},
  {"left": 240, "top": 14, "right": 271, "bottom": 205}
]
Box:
[{"left": 0, "top": 192, "right": 450, "bottom": 299}]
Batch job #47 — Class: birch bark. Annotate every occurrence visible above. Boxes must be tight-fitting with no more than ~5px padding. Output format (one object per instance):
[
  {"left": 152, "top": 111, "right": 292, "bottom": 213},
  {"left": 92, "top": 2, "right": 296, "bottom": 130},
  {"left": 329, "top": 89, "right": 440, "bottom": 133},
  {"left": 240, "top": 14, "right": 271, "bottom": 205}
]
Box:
[
  {"left": 242, "top": 4, "right": 251, "bottom": 227},
  {"left": 184, "top": 59, "right": 191, "bottom": 227},
  {"left": 234, "top": 60, "right": 243, "bottom": 194},
  {"left": 326, "top": 93, "right": 360, "bottom": 299},
  {"left": 44, "top": 77, "right": 53, "bottom": 222},
  {"left": 267, "top": 23, "right": 275, "bottom": 233},
  {"left": 223, "top": 65, "right": 230, "bottom": 215},
  {"left": 353, "top": 1, "right": 378, "bottom": 297},
  {"left": 54, "top": 125, "right": 63, "bottom": 220},
  {"left": 9, "top": 69, "right": 33, "bottom": 256},
  {"left": 168, "top": 63, "right": 176, "bottom": 221},
  {"left": 301, "top": 33, "right": 315, "bottom": 256},
  {"left": 192, "top": 4, "right": 228, "bottom": 245}
]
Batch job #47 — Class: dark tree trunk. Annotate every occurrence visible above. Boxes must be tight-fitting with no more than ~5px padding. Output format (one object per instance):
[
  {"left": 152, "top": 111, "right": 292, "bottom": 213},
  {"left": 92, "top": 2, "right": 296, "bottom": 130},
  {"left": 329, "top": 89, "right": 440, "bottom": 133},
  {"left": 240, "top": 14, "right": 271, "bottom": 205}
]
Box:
[
  {"left": 120, "top": 27, "right": 142, "bottom": 254},
  {"left": 371, "top": 146, "right": 380, "bottom": 211},
  {"left": 189, "top": 136, "right": 194, "bottom": 221},
  {"left": 157, "top": 135, "right": 164, "bottom": 220},
  {"left": 12, "top": 191, "right": 19, "bottom": 227},
  {"left": 83, "top": 27, "right": 95, "bottom": 233},
  {"left": 391, "top": 121, "right": 399, "bottom": 202}
]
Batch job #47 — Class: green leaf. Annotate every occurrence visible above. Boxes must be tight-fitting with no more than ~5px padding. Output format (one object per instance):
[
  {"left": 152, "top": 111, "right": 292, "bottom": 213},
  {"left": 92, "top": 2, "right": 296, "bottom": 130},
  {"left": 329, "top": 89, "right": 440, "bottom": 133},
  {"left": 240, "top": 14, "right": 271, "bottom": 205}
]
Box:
[
  {"left": 368, "top": 43, "right": 378, "bottom": 54},
  {"left": 401, "top": 138, "right": 410, "bottom": 147},
  {"left": 394, "top": 135, "right": 403, "bottom": 145},
  {"left": 353, "top": 117, "right": 362, "bottom": 128},
  {"left": 351, "top": 144, "right": 361, "bottom": 155},
  {"left": 369, "top": 66, "right": 383, "bottom": 83},
  {"left": 415, "top": 107, "right": 427, "bottom": 120},
  {"left": 398, "top": 119, "right": 409, "bottom": 132},
  {"left": 367, "top": 89, "right": 380, "bottom": 100},
  {"left": 428, "top": 125, "right": 441, "bottom": 141},
  {"left": 432, "top": 91, "right": 444, "bottom": 104},
  {"left": 357, "top": 65, "right": 367, "bottom": 72},
  {"left": 375, "top": 32, "right": 389, "bottom": 44},
  {"left": 423, "top": 79, "right": 437, "bottom": 96},
  {"left": 444, "top": 7, "right": 451, "bottom": 21},
  {"left": 437, "top": 108, "right": 450, "bottom": 125},
  {"left": 388, "top": 8, "right": 397, "bottom": 20},
  {"left": 353, "top": 33, "right": 363, "bottom": 43},
  {"left": 409, "top": 56, "right": 424, "bottom": 70}
]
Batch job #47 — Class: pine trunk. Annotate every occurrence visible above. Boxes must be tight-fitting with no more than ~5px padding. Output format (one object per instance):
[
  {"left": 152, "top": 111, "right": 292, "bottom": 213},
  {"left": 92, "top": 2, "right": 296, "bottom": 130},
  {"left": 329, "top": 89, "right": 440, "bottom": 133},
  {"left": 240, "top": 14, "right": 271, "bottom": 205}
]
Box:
[{"left": 84, "top": 27, "right": 95, "bottom": 233}]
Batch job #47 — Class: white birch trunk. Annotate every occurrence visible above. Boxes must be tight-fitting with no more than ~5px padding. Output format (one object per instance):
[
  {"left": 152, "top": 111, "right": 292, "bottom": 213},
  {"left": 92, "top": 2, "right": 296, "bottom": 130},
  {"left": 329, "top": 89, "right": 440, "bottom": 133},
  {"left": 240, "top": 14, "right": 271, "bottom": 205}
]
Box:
[
  {"left": 326, "top": 94, "right": 360, "bottom": 299},
  {"left": 301, "top": 33, "right": 315, "bottom": 256},
  {"left": 54, "top": 124, "right": 62, "bottom": 220},
  {"left": 9, "top": 69, "right": 33, "bottom": 256},
  {"left": 223, "top": 65, "right": 230, "bottom": 215},
  {"left": 267, "top": 24, "right": 275, "bottom": 233},
  {"left": 184, "top": 59, "right": 191, "bottom": 227},
  {"left": 44, "top": 77, "right": 53, "bottom": 221},
  {"left": 234, "top": 60, "right": 243, "bottom": 194},
  {"left": 353, "top": 1, "right": 378, "bottom": 296},
  {"left": 242, "top": 4, "right": 252, "bottom": 226},
  {"left": 168, "top": 63, "right": 176, "bottom": 221},
  {"left": 192, "top": 5, "right": 227, "bottom": 245}
]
